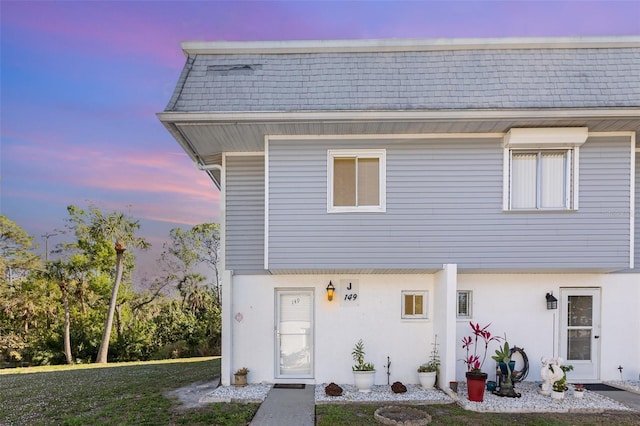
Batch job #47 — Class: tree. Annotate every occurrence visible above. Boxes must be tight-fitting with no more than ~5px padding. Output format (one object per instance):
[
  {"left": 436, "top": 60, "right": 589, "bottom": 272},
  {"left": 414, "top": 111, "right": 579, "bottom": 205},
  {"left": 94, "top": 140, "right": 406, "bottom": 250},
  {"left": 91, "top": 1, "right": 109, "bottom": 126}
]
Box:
[
  {"left": 0, "top": 216, "right": 43, "bottom": 363},
  {"left": 154, "top": 223, "right": 222, "bottom": 356},
  {"left": 164, "top": 224, "right": 222, "bottom": 306},
  {"left": 0, "top": 215, "right": 40, "bottom": 285},
  {"left": 41, "top": 260, "right": 73, "bottom": 364},
  {"left": 65, "top": 205, "right": 149, "bottom": 363}
]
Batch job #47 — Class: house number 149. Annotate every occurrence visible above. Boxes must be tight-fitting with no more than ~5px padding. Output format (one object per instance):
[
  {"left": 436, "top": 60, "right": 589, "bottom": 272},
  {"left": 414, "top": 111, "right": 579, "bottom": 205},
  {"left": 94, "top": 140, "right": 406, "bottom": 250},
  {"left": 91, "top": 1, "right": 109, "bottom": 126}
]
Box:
[{"left": 340, "top": 280, "right": 360, "bottom": 306}]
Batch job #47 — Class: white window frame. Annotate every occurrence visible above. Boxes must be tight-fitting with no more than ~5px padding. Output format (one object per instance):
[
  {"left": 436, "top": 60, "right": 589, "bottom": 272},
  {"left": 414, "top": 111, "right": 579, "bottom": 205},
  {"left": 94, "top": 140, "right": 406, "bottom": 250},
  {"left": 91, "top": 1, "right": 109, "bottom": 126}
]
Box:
[
  {"left": 502, "top": 127, "right": 587, "bottom": 211},
  {"left": 327, "top": 149, "right": 386, "bottom": 213},
  {"left": 507, "top": 149, "right": 574, "bottom": 210},
  {"left": 457, "top": 290, "right": 472, "bottom": 319},
  {"left": 401, "top": 291, "right": 428, "bottom": 319}
]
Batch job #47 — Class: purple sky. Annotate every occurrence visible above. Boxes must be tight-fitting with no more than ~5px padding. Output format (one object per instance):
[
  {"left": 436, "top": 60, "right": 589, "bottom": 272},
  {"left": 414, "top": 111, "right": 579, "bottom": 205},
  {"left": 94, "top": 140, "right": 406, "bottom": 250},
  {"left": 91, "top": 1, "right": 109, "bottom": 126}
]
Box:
[{"left": 2, "top": 1, "right": 639, "bottom": 279}]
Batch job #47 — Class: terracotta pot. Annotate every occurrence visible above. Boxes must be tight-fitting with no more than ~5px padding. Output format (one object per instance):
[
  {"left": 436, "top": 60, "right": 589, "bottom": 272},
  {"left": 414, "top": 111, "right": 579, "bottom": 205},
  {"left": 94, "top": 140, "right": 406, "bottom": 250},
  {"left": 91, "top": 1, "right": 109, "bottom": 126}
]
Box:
[
  {"left": 465, "top": 372, "right": 488, "bottom": 402},
  {"left": 234, "top": 374, "right": 247, "bottom": 386}
]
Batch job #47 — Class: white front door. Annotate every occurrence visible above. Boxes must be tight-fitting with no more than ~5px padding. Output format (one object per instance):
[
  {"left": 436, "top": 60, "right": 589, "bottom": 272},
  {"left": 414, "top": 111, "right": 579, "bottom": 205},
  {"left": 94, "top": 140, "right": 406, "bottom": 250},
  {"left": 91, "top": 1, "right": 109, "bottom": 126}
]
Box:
[
  {"left": 559, "top": 288, "right": 601, "bottom": 382},
  {"left": 275, "top": 289, "right": 314, "bottom": 379}
]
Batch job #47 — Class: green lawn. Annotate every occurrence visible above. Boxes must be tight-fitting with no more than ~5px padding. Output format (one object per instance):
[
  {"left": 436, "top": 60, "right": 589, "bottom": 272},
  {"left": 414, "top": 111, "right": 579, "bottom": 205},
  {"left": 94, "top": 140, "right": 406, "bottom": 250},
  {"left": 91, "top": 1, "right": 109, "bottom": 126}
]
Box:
[
  {"left": 2, "top": 360, "right": 639, "bottom": 426},
  {"left": 0, "top": 357, "right": 258, "bottom": 426},
  {"left": 315, "top": 403, "right": 640, "bottom": 426}
]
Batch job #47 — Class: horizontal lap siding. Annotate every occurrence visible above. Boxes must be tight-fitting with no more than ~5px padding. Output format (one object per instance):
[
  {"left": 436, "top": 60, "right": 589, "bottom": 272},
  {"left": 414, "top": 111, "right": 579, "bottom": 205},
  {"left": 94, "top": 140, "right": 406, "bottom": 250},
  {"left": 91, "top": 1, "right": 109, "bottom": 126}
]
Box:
[
  {"left": 267, "top": 137, "right": 631, "bottom": 271},
  {"left": 225, "top": 155, "right": 265, "bottom": 272}
]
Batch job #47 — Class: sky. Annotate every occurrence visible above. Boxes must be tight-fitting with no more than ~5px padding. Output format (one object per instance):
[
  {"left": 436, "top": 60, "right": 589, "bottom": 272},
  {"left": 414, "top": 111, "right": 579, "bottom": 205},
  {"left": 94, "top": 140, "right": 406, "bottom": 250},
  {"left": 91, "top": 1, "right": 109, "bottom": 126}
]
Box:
[{"left": 1, "top": 0, "right": 639, "bottom": 281}]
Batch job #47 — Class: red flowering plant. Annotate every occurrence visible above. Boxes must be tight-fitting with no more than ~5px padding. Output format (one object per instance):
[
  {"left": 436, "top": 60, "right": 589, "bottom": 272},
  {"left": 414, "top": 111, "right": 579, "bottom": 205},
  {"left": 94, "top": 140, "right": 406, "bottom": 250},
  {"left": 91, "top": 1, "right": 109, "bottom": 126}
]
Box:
[{"left": 462, "top": 322, "right": 503, "bottom": 375}]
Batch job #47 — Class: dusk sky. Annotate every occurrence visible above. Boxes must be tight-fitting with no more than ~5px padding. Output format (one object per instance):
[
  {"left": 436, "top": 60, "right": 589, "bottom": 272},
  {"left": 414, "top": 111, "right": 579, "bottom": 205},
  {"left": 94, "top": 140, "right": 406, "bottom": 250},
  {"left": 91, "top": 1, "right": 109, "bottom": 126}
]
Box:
[{"left": 2, "top": 1, "right": 639, "bottom": 280}]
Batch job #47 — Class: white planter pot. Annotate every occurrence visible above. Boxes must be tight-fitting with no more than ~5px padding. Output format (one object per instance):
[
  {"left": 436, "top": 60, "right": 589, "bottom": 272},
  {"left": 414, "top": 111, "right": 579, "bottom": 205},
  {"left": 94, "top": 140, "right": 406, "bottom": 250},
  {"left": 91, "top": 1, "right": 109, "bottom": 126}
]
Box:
[
  {"left": 353, "top": 370, "right": 376, "bottom": 393},
  {"left": 418, "top": 371, "right": 437, "bottom": 390},
  {"left": 574, "top": 390, "right": 584, "bottom": 398},
  {"left": 551, "top": 390, "right": 565, "bottom": 400}
]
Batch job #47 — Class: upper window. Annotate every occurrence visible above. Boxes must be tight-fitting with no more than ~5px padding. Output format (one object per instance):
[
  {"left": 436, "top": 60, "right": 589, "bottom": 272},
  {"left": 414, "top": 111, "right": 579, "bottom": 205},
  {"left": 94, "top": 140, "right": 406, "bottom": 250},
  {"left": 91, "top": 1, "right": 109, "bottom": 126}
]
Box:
[
  {"left": 328, "top": 149, "right": 386, "bottom": 213},
  {"left": 503, "top": 127, "right": 587, "bottom": 211},
  {"left": 509, "top": 149, "right": 573, "bottom": 210},
  {"left": 402, "top": 291, "right": 427, "bottom": 319}
]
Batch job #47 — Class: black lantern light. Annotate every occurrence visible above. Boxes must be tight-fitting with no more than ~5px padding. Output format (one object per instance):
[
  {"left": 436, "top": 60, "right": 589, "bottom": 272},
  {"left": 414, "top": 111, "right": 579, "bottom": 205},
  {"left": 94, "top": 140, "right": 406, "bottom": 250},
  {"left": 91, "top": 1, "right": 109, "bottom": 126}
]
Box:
[
  {"left": 546, "top": 292, "right": 558, "bottom": 310},
  {"left": 326, "top": 281, "right": 335, "bottom": 301}
]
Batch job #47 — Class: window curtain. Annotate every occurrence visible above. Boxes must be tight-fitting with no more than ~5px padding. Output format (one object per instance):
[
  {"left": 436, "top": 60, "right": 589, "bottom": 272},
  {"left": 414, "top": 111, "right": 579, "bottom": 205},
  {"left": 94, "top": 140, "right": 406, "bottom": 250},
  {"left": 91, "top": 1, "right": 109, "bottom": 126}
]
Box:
[
  {"left": 511, "top": 153, "right": 537, "bottom": 209},
  {"left": 540, "top": 152, "right": 566, "bottom": 208}
]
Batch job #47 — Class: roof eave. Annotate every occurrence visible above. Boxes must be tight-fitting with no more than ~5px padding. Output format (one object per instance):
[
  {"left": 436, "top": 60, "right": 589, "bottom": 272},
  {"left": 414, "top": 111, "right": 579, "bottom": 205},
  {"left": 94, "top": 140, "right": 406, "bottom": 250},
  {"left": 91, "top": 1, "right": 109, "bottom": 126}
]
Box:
[
  {"left": 181, "top": 35, "right": 640, "bottom": 55},
  {"left": 158, "top": 107, "right": 640, "bottom": 124}
]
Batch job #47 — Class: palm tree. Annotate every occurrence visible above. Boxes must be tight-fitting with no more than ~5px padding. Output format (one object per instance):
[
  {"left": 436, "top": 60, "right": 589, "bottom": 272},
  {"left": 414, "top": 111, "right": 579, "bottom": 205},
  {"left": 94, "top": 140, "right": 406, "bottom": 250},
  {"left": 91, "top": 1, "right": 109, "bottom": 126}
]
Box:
[
  {"left": 89, "top": 209, "right": 149, "bottom": 364},
  {"left": 43, "top": 260, "right": 74, "bottom": 364}
]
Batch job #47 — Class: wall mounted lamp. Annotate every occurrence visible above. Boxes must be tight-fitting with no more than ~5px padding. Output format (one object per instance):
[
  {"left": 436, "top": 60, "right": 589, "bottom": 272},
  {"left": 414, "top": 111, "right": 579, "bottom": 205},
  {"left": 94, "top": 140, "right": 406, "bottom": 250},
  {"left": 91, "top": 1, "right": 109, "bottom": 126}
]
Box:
[
  {"left": 326, "top": 281, "right": 335, "bottom": 301},
  {"left": 546, "top": 292, "right": 558, "bottom": 310}
]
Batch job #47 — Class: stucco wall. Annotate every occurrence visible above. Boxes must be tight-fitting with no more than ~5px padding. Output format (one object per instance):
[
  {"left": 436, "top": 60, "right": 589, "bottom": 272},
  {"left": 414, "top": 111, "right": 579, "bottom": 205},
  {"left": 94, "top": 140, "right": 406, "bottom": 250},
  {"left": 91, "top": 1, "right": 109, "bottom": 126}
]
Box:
[
  {"left": 229, "top": 272, "right": 640, "bottom": 385},
  {"left": 456, "top": 273, "right": 640, "bottom": 383},
  {"left": 230, "top": 274, "right": 435, "bottom": 385}
]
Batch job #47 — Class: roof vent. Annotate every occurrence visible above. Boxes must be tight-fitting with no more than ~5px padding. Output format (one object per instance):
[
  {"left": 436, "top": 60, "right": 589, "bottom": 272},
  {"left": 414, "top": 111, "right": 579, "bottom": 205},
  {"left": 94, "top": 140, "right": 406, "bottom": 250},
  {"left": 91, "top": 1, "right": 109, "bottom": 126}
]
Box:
[{"left": 208, "top": 64, "right": 262, "bottom": 76}]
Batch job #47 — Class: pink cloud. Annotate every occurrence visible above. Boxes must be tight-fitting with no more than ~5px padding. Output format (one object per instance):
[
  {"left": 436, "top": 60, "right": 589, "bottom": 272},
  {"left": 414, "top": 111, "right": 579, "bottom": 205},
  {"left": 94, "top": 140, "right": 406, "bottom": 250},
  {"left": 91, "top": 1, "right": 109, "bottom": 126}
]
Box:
[{"left": 6, "top": 134, "right": 219, "bottom": 226}]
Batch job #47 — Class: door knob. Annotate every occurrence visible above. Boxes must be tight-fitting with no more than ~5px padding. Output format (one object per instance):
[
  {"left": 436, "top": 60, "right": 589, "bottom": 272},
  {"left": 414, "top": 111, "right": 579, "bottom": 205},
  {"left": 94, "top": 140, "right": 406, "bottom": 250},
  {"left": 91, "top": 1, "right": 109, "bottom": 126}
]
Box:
[{"left": 594, "top": 335, "right": 600, "bottom": 339}]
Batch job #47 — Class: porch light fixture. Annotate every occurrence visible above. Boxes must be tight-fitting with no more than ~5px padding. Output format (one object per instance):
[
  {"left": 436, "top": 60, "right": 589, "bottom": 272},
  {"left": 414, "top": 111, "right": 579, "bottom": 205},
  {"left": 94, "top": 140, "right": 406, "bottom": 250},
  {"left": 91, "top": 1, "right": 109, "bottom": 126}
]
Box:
[
  {"left": 326, "top": 281, "right": 335, "bottom": 301},
  {"left": 546, "top": 293, "right": 558, "bottom": 310}
]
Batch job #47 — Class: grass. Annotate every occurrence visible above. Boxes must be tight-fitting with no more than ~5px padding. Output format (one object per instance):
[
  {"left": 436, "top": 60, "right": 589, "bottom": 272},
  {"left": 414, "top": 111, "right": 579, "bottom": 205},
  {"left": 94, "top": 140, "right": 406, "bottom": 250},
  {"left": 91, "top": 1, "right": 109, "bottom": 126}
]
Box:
[
  {"left": 316, "top": 403, "right": 640, "bottom": 426},
  {"left": 0, "top": 357, "right": 258, "bottom": 426},
  {"left": 2, "top": 360, "right": 639, "bottom": 425}
]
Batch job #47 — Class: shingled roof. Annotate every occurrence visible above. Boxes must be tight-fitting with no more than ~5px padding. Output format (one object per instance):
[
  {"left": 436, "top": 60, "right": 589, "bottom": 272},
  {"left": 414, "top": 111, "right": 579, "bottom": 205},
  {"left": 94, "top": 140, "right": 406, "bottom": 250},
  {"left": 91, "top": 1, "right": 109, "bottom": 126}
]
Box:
[
  {"left": 165, "top": 37, "right": 640, "bottom": 113},
  {"left": 159, "top": 37, "right": 640, "bottom": 179}
]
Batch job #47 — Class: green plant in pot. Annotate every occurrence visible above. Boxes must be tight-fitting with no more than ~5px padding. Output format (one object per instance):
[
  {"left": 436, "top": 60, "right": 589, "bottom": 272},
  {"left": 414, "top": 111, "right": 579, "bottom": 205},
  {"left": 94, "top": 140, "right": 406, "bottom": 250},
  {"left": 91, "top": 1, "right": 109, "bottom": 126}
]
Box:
[
  {"left": 552, "top": 365, "right": 574, "bottom": 393},
  {"left": 544, "top": 358, "right": 573, "bottom": 399},
  {"left": 491, "top": 341, "right": 520, "bottom": 397},
  {"left": 234, "top": 367, "right": 249, "bottom": 386},
  {"left": 352, "top": 339, "right": 375, "bottom": 392},
  {"left": 418, "top": 335, "right": 440, "bottom": 389}
]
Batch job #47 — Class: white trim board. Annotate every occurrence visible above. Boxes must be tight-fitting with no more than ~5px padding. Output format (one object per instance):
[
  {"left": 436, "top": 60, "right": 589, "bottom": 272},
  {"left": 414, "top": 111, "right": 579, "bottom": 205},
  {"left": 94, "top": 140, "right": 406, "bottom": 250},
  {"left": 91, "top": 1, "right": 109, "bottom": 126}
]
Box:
[
  {"left": 159, "top": 108, "right": 640, "bottom": 124},
  {"left": 182, "top": 36, "right": 640, "bottom": 55}
]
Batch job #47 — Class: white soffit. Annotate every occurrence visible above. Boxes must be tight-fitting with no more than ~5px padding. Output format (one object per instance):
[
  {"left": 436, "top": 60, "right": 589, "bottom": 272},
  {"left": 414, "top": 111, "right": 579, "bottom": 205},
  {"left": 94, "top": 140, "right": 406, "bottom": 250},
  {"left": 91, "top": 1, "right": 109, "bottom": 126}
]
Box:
[{"left": 503, "top": 127, "right": 589, "bottom": 148}]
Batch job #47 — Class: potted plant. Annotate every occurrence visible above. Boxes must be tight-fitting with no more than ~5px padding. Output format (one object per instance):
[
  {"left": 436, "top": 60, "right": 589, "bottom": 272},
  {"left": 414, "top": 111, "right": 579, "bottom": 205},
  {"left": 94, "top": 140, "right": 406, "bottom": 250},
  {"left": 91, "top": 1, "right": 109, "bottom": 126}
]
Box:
[
  {"left": 491, "top": 340, "right": 519, "bottom": 397},
  {"left": 461, "top": 322, "right": 502, "bottom": 402},
  {"left": 234, "top": 367, "right": 249, "bottom": 386},
  {"left": 573, "top": 383, "right": 585, "bottom": 398},
  {"left": 544, "top": 358, "right": 573, "bottom": 399},
  {"left": 352, "top": 339, "right": 376, "bottom": 393},
  {"left": 417, "top": 335, "right": 440, "bottom": 389}
]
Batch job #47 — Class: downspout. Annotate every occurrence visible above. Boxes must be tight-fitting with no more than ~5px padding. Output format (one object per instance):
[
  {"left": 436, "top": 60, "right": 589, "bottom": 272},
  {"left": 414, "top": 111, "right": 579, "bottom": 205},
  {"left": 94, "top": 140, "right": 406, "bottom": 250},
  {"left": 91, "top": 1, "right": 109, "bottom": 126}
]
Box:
[
  {"left": 197, "top": 163, "right": 223, "bottom": 190},
  {"left": 195, "top": 162, "right": 232, "bottom": 385}
]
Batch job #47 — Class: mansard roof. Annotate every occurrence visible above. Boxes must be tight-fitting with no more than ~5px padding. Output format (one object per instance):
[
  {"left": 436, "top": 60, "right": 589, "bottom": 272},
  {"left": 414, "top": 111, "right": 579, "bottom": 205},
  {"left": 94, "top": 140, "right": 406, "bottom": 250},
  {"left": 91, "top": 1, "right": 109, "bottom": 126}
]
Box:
[{"left": 165, "top": 36, "right": 640, "bottom": 113}]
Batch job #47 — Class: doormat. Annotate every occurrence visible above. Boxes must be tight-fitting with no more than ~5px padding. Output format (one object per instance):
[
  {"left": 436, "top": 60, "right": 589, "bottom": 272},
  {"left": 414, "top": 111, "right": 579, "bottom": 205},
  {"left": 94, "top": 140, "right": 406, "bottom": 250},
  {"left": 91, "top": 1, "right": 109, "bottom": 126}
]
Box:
[
  {"left": 273, "top": 384, "right": 306, "bottom": 389},
  {"left": 583, "top": 384, "right": 619, "bottom": 391}
]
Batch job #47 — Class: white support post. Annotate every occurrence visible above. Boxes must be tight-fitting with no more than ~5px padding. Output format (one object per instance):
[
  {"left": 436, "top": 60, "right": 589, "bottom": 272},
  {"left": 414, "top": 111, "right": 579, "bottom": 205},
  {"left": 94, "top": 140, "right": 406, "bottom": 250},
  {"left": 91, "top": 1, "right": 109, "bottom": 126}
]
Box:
[
  {"left": 221, "top": 270, "right": 233, "bottom": 386},
  {"left": 434, "top": 264, "right": 458, "bottom": 390}
]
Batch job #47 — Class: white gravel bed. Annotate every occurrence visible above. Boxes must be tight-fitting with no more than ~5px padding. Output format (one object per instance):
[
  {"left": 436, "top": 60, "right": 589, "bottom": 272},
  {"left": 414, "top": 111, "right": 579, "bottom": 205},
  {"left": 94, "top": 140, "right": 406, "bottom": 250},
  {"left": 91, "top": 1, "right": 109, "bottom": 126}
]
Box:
[
  {"left": 315, "top": 384, "right": 453, "bottom": 404},
  {"left": 606, "top": 380, "right": 640, "bottom": 394},
  {"left": 199, "top": 381, "right": 638, "bottom": 414},
  {"left": 200, "top": 383, "right": 271, "bottom": 403},
  {"left": 456, "top": 382, "right": 633, "bottom": 413}
]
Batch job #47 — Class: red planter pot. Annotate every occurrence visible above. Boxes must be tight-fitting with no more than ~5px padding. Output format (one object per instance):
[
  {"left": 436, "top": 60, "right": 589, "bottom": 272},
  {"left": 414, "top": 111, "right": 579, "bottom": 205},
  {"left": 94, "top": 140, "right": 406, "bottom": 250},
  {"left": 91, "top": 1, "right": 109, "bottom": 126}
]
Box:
[{"left": 466, "top": 372, "right": 488, "bottom": 402}]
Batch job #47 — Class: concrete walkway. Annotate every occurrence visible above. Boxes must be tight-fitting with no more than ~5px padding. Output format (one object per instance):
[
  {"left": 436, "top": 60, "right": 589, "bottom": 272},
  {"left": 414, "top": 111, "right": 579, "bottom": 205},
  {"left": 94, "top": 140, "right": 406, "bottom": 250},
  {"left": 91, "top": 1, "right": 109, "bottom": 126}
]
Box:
[
  {"left": 249, "top": 385, "right": 315, "bottom": 426},
  {"left": 592, "top": 389, "right": 640, "bottom": 411}
]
